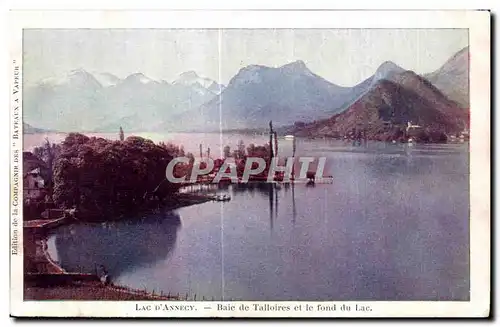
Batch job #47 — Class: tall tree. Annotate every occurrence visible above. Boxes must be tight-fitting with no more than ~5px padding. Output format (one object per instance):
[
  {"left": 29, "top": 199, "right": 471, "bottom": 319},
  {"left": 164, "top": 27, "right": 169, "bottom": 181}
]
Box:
[
  {"left": 269, "top": 121, "right": 274, "bottom": 159},
  {"left": 119, "top": 126, "right": 125, "bottom": 141},
  {"left": 32, "top": 137, "right": 61, "bottom": 189},
  {"left": 223, "top": 145, "right": 231, "bottom": 159},
  {"left": 237, "top": 140, "right": 246, "bottom": 159}
]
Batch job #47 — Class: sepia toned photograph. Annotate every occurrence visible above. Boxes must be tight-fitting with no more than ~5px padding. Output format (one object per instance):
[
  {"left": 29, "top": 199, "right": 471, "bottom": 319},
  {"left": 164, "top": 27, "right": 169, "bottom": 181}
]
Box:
[{"left": 9, "top": 10, "right": 490, "bottom": 318}]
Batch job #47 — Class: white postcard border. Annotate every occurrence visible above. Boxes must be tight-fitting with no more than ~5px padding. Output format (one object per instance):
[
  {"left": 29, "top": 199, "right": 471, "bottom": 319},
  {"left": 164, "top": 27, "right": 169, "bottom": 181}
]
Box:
[{"left": 9, "top": 10, "right": 490, "bottom": 318}]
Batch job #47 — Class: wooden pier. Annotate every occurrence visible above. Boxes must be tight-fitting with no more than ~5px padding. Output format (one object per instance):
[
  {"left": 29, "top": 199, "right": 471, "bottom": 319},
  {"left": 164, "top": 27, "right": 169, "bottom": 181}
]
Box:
[{"left": 24, "top": 216, "right": 68, "bottom": 232}]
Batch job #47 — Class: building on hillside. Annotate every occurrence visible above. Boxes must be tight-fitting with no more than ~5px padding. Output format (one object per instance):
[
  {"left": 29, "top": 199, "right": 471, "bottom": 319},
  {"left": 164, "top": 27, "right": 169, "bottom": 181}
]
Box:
[
  {"left": 406, "top": 121, "right": 422, "bottom": 133},
  {"left": 405, "top": 121, "right": 425, "bottom": 140},
  {"left": 459, "top": 129, "right": 470, "bottom": 140},
  {"left": 23, "top": 152, "right": 49, "bottom": 202},
  {"left": 24, "top": 168, "right": 47, "bottom": 201}
]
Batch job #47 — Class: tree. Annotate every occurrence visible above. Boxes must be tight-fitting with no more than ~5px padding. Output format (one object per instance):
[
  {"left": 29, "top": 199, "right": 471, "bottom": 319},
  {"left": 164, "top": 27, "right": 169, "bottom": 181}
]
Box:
[
  {"left": 223, "top": 145, "right": 231, "bottom": 159},
  {"left": 186, "top": 152, "right": 195, "bottom": 164},
  {"left": 32, "top": 137, "right": 61, "bottom": 190},
  {"left": 51, "top": 133, "right": 180, "bottom": 221},
  {"left": 294, "top": 121, "right": 306, "bottom": 128},
  {"left": 246, "top": 143, "right": 256, "bottom": 157},
  {"left": 119, "top": 126, "right": 125, "bottom": 141},
  {"left": 237, "top": 140, "right": 246, "bottom": 159},
  {"left": 159, "top": 141, "right": 185, "bottom": 157}
]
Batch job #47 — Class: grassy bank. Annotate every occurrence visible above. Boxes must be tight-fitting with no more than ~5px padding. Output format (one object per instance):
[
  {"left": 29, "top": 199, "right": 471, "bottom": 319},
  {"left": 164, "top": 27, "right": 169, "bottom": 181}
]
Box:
[{"left": 24, "top": 281, "right": 183, "bottom": 301}]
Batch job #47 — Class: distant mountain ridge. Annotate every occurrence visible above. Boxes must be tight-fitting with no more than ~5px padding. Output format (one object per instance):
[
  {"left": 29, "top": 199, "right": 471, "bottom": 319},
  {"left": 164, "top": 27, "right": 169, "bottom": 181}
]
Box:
[
  {"left": 23, "top": 122, "right": 50, "bottom": 134},
  {"left": 92, "top": 72, "right": 121, "bottom": 87},
  {"left": 173, "top": 71, "right": 226, "bottom": 95},
  {"left": 424, "top": 46, "right": 469, "bottom": 108},
  {"left": 24, "top": 47, "right": 469, "bottom": 134},
  {"left": 292, "top": 71, "right": 467, "bottom": 140},
  {"left": 178, "top": 60, "right": 408, "bottom": 131},
  {"left": 24, "top": 70, "right": 222, "bottom": 132},
  {"left": 181, "top": 60, "right": 344, "bottom": 130},
  {"left": 38, "top": 69, "right": 102, "bottom": 90}
]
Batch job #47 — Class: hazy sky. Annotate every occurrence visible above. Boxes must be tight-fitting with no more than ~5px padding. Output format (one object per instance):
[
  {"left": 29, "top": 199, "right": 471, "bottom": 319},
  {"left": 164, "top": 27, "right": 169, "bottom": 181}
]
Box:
[{"left": 24, "top": 29, "right": 468, "bottom": 87}]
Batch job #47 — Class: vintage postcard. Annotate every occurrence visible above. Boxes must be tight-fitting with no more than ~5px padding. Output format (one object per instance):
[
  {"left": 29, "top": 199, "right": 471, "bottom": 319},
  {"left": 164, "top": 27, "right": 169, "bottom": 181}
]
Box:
[{"left": 9, "top": 10, "right": 490, "bottom": 318}]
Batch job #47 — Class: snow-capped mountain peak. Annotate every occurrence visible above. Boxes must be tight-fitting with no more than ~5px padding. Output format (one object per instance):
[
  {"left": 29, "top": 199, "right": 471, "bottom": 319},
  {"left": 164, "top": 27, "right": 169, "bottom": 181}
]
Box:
[
  {"left": 280, "top": 60, "right": 310, "bottom": 73},
  {"left": 38, "top": 69, "right": 102, "bottom": 89},
  {"left": 229, "top": 65, "right": 269, "bottom": 87},
  {"left": 92, "top": 72, "right": 121, "bottom": 87},
  {"left": 229, "top": 61, "right": 316, "bottom": 88},
  {"left": 123, "top": 73, "right": 157, "bottom": 85},
  {"left": 175, "top": 71, "right": 212, "bottom": 88},
  {"left": 177, "top": 70, "right": 200, "bottom": 81},
  {"left": 174, "top": 71, "right": 225, "bottom": 94},
  {"left": 279, "top": 60, "right": 316, "bottom": 80}
]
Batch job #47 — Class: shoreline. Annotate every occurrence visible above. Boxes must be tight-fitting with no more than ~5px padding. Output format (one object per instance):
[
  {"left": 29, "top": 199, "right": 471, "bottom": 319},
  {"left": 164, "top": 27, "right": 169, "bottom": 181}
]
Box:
[
  {"left": 25, "top": 231, "right": 184, "bottom": 301},
  {"left": 56, "top": 192, "right": 214, "bottom": 224},
  {"left": 23, "top": 192, "right": 212, "bottom": 301}
]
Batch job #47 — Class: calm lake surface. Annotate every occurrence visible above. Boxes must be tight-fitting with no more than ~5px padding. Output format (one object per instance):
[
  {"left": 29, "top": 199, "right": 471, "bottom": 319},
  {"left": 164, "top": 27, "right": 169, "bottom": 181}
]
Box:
[{"left": 36, "top": 132, "right": 469, "bottom": 301}]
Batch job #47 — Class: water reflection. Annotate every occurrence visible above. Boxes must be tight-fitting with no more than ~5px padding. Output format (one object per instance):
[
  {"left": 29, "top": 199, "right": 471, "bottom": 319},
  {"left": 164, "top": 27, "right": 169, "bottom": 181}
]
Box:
[
  {"left": 231, "top": 181, "right": 307, "bottom": 228},
  {"left": 270, "top": 183, "right": 274, "bottom": 231},
  {"left": 43, "top": 137, "right": 469, "bottom": 301},
  {"left": 232, "top": 183, "right": 281, "bottom": 230},
  {"left": 291, "top": 183, "right": 297, "bottom": 224},
  {"left": 50, "top": 210, "right": 181, "bottom": 282}
]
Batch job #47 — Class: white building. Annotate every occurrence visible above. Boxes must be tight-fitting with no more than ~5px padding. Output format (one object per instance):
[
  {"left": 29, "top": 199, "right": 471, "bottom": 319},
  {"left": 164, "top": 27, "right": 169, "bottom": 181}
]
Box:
[
  {"left": 24, "top": 168, "right": 46, "bottom": 200},
  {"left": 406, "top": 121, "right": 422, "bottom": 132}
]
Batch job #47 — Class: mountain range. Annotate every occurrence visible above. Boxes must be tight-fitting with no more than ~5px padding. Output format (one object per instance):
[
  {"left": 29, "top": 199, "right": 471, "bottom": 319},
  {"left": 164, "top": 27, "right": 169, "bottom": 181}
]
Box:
[
  {"left": 177, "top": 60, "right": 409, "bottom": 131},
  {"left": 289, "top": 48, "right": 469, "bottom": 139},
  {"left": 24, "top": 46, "right": 469, "bottom": 135},
  {"left": 424, "top": 47, "right": 469, "bottom": 108},
  {"left": 23, "top": 122, "right": 50, "bottom": 134},
  {"left": 24, "top": 70, "right": 224, "bottom": 132},
  {"left": 291, "top": 72, "right": 467, "bottom": 139}
]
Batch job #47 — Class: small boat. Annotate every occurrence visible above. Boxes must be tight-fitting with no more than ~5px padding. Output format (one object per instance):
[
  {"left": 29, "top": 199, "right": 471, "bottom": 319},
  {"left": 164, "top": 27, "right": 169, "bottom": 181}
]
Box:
[
  {"left": 215, "top": 194, "right": 231, "bottom": 202},
  {"left": 284, "top": 135, "right": 295, "bottom": 140}
]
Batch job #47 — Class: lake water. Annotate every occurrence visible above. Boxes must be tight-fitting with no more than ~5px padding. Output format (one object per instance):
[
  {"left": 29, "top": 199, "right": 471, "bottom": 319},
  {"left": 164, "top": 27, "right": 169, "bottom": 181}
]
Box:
[
  {"left": 38, "top": 133, "right": 469, "bottom": 301},
  {"left": 24, "top": 131, "right": 273, "bottom": 157}
]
